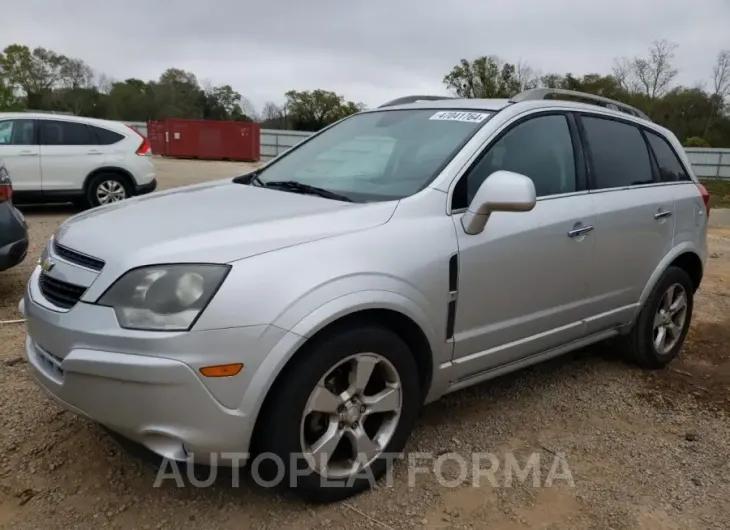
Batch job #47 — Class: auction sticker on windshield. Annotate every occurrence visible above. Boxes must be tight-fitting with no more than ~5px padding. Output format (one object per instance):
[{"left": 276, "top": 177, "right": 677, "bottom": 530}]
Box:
[{"left": 429, "top": 111, "right": 489, "bottom": 123}]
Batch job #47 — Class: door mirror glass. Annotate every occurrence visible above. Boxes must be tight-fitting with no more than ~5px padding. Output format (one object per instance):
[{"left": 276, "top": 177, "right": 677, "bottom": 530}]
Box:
[{"left": 461, "top": 170, "right": 536, "bottom": 235}]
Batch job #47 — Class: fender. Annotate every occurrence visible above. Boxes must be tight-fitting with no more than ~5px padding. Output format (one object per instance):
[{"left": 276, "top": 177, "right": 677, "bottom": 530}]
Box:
[
  {"left": 236, "top": 290, "right": 443, "bottom": 452},
  {"left": 289, "top": 289, "right": 439, "bottom": 344},
  {"left": 633, "top": 241, "right": 704, "bottom": 320}
]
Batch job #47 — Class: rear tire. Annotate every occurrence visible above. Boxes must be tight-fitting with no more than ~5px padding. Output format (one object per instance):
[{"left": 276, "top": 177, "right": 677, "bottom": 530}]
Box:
[
  {"left": 254, "top": 325, "right": 421, "bottom": 503},
  {"left": 621, "top": 266, "right": 693, "bottom": 369},
  {"left": 85, "top": 173, "right": 132, "bottom": 208}
]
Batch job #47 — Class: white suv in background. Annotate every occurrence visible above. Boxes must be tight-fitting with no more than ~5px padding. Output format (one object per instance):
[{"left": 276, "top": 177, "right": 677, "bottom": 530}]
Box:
[{"left": 0, "top": 113, "right": 157, "bottom": 208}]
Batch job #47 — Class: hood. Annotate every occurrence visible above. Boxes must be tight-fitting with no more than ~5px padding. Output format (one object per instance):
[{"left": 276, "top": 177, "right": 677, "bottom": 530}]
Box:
[{"left": 55, "top": 179, "right": 397, "bottom": 267}]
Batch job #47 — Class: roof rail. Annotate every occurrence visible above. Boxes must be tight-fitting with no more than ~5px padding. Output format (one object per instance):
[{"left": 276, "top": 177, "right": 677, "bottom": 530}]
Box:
[
  {"left": 378, "top": 95, "right": 456, "bottom": 108},
  {"left": 510, "top": 88, "right": 650, "bottom": 121}
]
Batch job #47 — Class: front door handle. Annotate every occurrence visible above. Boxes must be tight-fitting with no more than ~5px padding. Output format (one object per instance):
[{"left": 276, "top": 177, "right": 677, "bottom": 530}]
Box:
[
  {"left": 19, "top": 150, "right": 38, "bottom": 157},
  {"left": 568, "top": 225, "right": 594, "bottom": 238},
  {"left": 87, "top": 150, "right": 103, "bottom": 155},
  {"left": 654, "top": 209, "right": 672, "bottom": 220}
]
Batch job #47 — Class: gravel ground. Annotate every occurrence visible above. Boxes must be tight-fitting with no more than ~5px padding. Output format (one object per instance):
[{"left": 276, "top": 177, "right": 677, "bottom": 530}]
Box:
[{"left": 1, "top": 159, "right": 729, "bottom": 529}]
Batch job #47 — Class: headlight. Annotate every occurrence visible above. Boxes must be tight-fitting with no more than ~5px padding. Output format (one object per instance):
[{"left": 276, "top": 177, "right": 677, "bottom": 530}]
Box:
[{"left": 97, "top": 264, "right": 230, "bottom": 331}]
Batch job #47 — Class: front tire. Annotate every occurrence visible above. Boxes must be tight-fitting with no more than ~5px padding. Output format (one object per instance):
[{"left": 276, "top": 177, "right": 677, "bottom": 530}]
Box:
[
  {"left": 255, "top": 325, "right": 422, "bottom": 502},
  {"left": 621, "top": 266, "right": 694, "bottom": 369}
]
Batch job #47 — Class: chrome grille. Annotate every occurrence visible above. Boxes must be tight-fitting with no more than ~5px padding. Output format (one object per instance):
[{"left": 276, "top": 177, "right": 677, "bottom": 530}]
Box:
[
  {"left": 53, "top": 240, "right": 105, "bottom": 271},
  {"left": 39, "top": 273, "right": 87, "bottom": 309}
]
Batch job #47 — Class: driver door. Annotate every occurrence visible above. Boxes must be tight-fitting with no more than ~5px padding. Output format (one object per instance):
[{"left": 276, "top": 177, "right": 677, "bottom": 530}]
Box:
[{"left": 449, "top": 112, "right": 597, "bottom": 380}]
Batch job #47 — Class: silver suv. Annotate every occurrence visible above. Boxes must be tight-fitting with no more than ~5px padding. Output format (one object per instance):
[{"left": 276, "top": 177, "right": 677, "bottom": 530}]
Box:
[{"left": 22, "top": 89, "right": 709, "bottom": 501}]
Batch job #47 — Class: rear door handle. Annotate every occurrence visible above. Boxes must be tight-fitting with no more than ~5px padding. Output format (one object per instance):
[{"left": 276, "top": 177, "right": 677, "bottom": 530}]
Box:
[
  {"left": 87, "top": 150, "right": 103, "bottom": 155},
  {"left": 654, "top": 210, "right": 672, "bottom": 220},
  {"left": 568, "top": 225, "right": 594, "bottom": 238}
]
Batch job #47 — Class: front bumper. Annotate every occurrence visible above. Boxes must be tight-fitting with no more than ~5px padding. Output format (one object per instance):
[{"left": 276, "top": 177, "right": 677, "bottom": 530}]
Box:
[{"left": 23, "top": 266, "right": 291, "bottom": 464}]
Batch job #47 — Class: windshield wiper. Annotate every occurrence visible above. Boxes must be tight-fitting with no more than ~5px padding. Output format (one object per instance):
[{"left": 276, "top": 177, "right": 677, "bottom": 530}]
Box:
[{"left": 264, "top": 180, "right": 354, "bottom": 202}]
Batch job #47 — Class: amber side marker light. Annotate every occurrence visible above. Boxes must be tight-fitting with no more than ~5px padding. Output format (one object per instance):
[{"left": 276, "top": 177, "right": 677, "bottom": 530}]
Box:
[{"left": 200, "top": 363, "right": 244, "bottom": 377}]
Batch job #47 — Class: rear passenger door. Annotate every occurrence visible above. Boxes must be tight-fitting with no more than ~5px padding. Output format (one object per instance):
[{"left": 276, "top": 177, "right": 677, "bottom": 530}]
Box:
[
  {"left": 643, "top": 129, "right": 705, "bottom": 252},
  {"left": 39, "top": 119, "right": 104, "bottom": 192},
  {"left": 579, "top": 114, "right": 675, "bottom": 334}
]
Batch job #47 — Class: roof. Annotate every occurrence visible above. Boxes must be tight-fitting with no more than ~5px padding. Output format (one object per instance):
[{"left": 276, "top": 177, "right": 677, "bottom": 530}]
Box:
[
  {"left": 0, "top": 112, "right": 122, "bottom": 127},
  {"left": 369, "top": 88, "right": 651, "bottom": 124},
  {"left": 366, "top": 98, "right": 513, "bottom": 113},
  {"left": 0, "top": 112, "right": 132, "bottom": 133}
]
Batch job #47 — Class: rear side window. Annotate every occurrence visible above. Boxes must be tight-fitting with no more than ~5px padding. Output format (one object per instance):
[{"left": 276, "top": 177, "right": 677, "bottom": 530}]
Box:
[
  {"left": 40, "top": 120, "right": 96, "bottom": 146},
  {"left": 645, "top": 130, "right": 690, "bottom": 182},
  {"left": 582, "top": 116, "right": 653, "bottom": 189},
  {"left": 91, "top": 125, "right": 125, "bottom": 145}
]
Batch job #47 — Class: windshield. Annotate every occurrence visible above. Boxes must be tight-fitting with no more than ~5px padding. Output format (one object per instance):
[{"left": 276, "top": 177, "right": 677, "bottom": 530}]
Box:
[{"left": 256, "top": 109, "right": 493, "bottom": 202}]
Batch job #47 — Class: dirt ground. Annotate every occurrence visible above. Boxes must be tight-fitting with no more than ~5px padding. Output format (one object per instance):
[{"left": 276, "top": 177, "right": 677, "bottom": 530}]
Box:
[{"left": 1, "top": 158, "right": 729, "bottom": 529}]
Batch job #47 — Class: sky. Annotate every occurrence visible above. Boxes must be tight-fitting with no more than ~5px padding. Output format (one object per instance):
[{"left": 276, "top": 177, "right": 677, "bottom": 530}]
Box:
[{"left": 2, "top": 0, "right": 729, "bottom": 113}]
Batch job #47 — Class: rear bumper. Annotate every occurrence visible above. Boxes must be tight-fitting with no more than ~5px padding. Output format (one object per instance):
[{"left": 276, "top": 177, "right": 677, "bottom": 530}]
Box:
[
  {"left": 135, "top": 178, "right": 157, "bottom": 195},
  {"left": 0, "top": 204, "right": 29, "bottom": 272}
]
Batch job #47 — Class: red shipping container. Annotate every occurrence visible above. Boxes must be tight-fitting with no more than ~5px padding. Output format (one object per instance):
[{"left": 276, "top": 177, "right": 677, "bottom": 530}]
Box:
[
  {"left": 162, "top": 118, "right": 260, "bottom": 162},
  {"left": 147, "top": 120, "right": 168, "bottom": 156}
]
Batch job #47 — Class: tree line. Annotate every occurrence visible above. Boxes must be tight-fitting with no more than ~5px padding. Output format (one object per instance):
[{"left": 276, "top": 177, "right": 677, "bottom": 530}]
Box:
[{"left": 1, "top": 41, "right": 728, "bottom": 146}]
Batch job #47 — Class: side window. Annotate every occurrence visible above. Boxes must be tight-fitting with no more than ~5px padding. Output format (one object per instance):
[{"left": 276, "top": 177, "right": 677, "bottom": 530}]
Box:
[
  {"left": 458, "top": 114, "right": 576, "bottom": 207},
  {"left": 645, "top": 130, "right": 690, "bottom": 182},
  {"left": 90, "top": 125, "right": 125, "bottom": 145},
  {"left": 581, "top": 116, "right": 653, "bottom": 189},
  {"left": 40, "top": 120, "right": 96, "bottom": 146},
  {"left": 0, "top": 120, "right": 37, "bottom": 145}
]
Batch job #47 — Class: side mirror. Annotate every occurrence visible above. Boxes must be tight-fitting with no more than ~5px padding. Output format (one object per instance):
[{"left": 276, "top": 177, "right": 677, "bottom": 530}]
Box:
[{"left": 461, "top": 170, "right": 536, "bottom": 235}]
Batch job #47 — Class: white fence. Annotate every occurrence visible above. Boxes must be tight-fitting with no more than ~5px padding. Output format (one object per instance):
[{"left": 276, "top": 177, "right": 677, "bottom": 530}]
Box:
[
  {"left": 120, "top": 121, "right": 730, "bottom": 178},
  {"left": 685, "top": 148, "right": 730, "bottom": 179},
  {"left": 260, "top": 129, "right": 312, "bottom": 160}
]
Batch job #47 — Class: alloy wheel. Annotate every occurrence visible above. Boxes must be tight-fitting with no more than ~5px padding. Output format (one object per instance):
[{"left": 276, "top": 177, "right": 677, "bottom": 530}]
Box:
[
  {"left": 300, "top": 353, "right": 402, "bottom": 479},
  {"left": 653, "top": 282, "right": 688, "bottom": 355},
  {"left": 96, "top": 180, "right": 127, "bottom": 204}
]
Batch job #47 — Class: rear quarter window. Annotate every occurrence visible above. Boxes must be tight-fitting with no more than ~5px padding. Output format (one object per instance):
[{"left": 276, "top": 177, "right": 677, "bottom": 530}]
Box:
[
  {"left": 91, "top": 126, "right": 125, "bottom": 145},
  {"left": 645, "top": 130, "right": 691, "bottom": 182}
]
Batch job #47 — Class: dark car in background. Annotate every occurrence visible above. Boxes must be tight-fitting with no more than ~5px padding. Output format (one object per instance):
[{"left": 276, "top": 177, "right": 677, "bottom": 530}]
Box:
[{"left": 0, "top": 160, "right": 29, "bottom": 272}]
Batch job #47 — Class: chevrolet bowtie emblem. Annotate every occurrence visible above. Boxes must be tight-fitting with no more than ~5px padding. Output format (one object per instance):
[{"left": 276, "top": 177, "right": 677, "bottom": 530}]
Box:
[{"left": 41, "top": 257, "right": 55, "bottom": 272}]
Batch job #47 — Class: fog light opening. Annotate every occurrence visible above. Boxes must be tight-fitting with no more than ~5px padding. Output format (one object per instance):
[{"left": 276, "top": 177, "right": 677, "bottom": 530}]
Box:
[{"left": 142, "top": 432, "right": 187, "bottom": 461}]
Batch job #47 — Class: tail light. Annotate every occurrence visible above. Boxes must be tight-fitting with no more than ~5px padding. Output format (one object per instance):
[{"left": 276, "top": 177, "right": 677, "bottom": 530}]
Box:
[
  {"left": 127, "top": 125, "right": 151, "bottom": 156},
  {"left": 0, "top": 171, "right": 12, "bottom": 203},
  {"left": 696, "top": 182, "right": 710, "bottom": 217}
]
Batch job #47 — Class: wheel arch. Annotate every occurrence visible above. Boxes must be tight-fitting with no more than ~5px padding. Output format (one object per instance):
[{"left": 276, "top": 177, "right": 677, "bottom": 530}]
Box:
[
  {"left": 247, "top": 298, "right": 438, "bottom": 455},
  {"left": 639, "top": 245, "right": 704, "bottom": 310},
  {"left": 83, "top": 166, "right": 136, "bottom": 194}
]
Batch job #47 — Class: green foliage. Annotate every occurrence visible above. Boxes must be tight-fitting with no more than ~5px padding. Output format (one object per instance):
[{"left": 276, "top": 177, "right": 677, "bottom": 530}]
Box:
[
  {"left": 0, "top": 44, "right": 257, "bottom": 122},
  {"left": 1, "top": 41, "right": 728, "bottom": 145},
  {"left": 284, "top": 89, "right": 365, "bottom": 131},
  {"left": 700, "top": 179, "right": 730, "bottom": 209},
  {"left": 444, "top": 43, "right": 730, "bottom": 147},
  {"left": 684, "top": 136, "right": 711, "bottom": 147}
]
